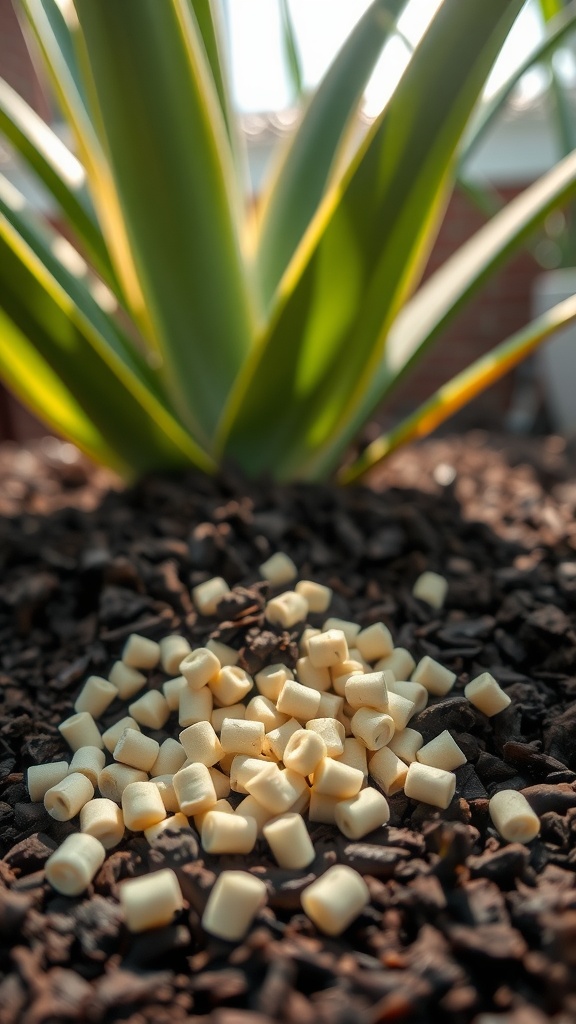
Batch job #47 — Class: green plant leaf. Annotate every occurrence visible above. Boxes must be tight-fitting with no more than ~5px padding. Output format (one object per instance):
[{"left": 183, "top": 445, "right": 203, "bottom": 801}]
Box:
[
  {"left": 0, "top": 205, "right": 214, "bottom": 476},
  {"left": 279, "top": 0, "right": 304, "bottom": 100},
  {"left": 255, "top": 0, "right": 408, "bottom": 312},
  {"left": 0, "top": 77, "right": 117, "bottom": 286},
  {"left": 340, "top": 293, "right": 576, "bottom": 483},
  {"left": 220, "top": 0, "right": 524, "bottom": 480},
  {"left": 72, "top": 0, "right": 255, "bottom": 448}
]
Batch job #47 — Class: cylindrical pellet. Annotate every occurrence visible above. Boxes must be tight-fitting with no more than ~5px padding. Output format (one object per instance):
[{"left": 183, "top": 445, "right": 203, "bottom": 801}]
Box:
[
  {"left": 411, "top": 656, "right": 456, "bottom": 697},
  {"left": 277, "top": 680, "right": 321, "bottom": 722},
  {"left": 194, "top": 798, "right": 234, "bottom": 833},
  {"left": 309, "top": 791, "right": 339, "bottom": 823},
  {"left": 295, "top": 656, "right": 331, "bottom": 692},
  {"left": 160, "top": 634, "right": 191, "bottom": 676},
  {"left": 317, "top": 692, "right": 344, "bottom": 719},
  {"left": 201, "top": 810, "right": 257, "bottom": 854},
  {"left": 45, "top": 833, "right": 105, "bottom": 896},
  {"left": 299, "top": 627, "right": 321, "bottom": 655},
  {"left": 312, "top": 759, "right": 363, "bottom": 799},
  {"left": 283, "top": 729, "right": 326, "bottom": 776},
  {"left": 202, "top": 870, "right": 267, "bottom": 941},
  {"left": 345, "top": 671, "right": 389, "bottom": 712},
  {"left": 404, "top": 761, "right": 456, "bottom": 809},
  {"left": 114, "top": 729, "right": 160, "bottom": 772},
  {"left": 80, "top": 797, "right": 125, "bottom": 849},
  {"left": 464, "top": 672, "right": 511, "bottom": 716},
  {"left": 209, "top": 666, "right": 253, "bottom": 707},
  {"left": 306, "top": 718, "right": 345, "bottom": 757},
  {"left": 151, "top": 775, "right": 179, "bottom": 812},
  {"left": 301, "top": 865, "right": 369, "bottom": 936},
  {"left": 163, "top": 675, "right": 187, "bottom": 711},
  {"left": 246, "top": 765, "right": 308, "bottom": 814},
  {"left": 334, "top": 787, "right": 390, "bottom": 840},
  {"left": 331, "top": 661, "right": 364, "bottom": 697},
  {"left": 102, "top": 717, "right": 141, "bottom": 754},
  {"left": 150, "top": 738, "right": 187, "bottom": 777},
  {"left": 180, "top": 647, "right": 221, "bottom": 690},
  {"left": 206, "top": 638, "right": 239, "bottom": 667},
  {"left": 387, "top": 728, "right": 423, "bottom": 764},
  {"left": 229, "top": 755, "right": 273, "bottom": 794},
  {"left": 387, "top": 679, "right": 428, "bottom": 715},
  {"left": 68, "top": 746, "right": 106, "bottom": 786},
  {"left": 44, "top": 772, "right": 94, "bottom": 821},
  {"left": 234, "top": 795, "right": 274, "bottom": 833},
  {"left": 263, "top": 718, "right": 301, "bottom": 761},
  {"left": 179, "top": 684, "right": 213, "bottom": 727},
  {"left": 109, "top": 661, "right": 147, "bottom": 700},
  {"left": 220, "top": 719, "right": 264, "bottom": 756},
  {"left": 489, "top": 789, "right": 540, "bottom": 844},
  {"left": 173, "top": 763, "right": 217, "bottom": 816},
  {"left": 98, "top": 763, "right": 148, "bottom": 803},
  {"left": 259, "top": 551, "right": 297, "bottom": 585},
  {"left": 122, "top": 781, "right": 167, "bottom": 831},
  {"left": 245, "top": 695, "right": 288, "bottom": 733},
  {"left": 323, "top": 618, "right": 360, "bottom": 645},
  {"left": 211, "top": 703, "right": 246, "bottom": 732},
  {"left": 122, "top": 633, "right": 160, "bottom": 670},
  {"left": 412, "top": 571, "right": 448, "bottom": 609},
  {"left": 59, "top": 712, "right": 103, "bottom": 752},
  {"left": 375, "top": 647, "right": 416, "bottom": 680},
  {"left": 369, "top": 746, "right": 408, "bottom": 795},
  {"left": 254, "top": 663, "right": 293, "bottom": 702},
  {"left": 350, "top": 708, "right": 395, "bottom": 751},
  {"left": 192, "top": 576, "right": 230, "bottom": 616},
  {"left": 336, "top": 738, "right": 368, "bottom": 776},
  {"left": 265, "top": 591, "right": 308, "bottom": 629},
  {"left": 308, "top": 629, "right": 348, "bottom": 670},
  {"left": 74, "top": 676, "right": 118, "bottom": 719},
  {"left": 208, "top": 766, "right": 231, "bottom": 799},
  {"left": 263, "top": 813, "right": 315, "bottom": 869},
  {"left": 129, "top": 690, "right": 170, "bottom": 730},
  {"left": 355, "top": 623, "right": 393, "bottom": 663},
  {"left": 27, "top": 761, "right": 68, "bottom": 803},
  {"left": 145, "top": 813, "right": 190, "bottom": 844},
  {"left": 120, "top": 868, "right": 183, "bottom": 932},
  {"left": 417, "top": 730, "right": 467, "bottom": 772},
  {"left": 179, "top": 721, "right": 224, "bottom": 765},
  {"left": 295, "top": 580, "right": 332, "bottom": 613}
]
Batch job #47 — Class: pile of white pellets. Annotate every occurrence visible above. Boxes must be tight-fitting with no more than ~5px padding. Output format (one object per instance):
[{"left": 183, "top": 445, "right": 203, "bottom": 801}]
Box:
[{"left": 28, "top": 552, "right": 542, "bottom": 941}]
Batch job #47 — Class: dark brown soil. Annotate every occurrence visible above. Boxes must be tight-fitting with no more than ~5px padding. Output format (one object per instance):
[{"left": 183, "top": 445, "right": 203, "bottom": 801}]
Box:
[{"left": 2, "top": 432, "right": 576, "bottom": 1024}]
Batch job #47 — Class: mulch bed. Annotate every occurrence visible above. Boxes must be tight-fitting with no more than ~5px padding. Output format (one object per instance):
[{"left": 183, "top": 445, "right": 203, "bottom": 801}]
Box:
[{"left": 2, "top": 431, "right": 576, "bottom": 1024}]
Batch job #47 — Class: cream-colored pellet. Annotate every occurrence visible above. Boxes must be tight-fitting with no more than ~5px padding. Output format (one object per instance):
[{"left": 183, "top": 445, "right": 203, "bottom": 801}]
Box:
[
  {"left": 114, "top": 729, "right": 160, "bottom": 772},
  {"left": 211, "top": 703, "right": 246, "bottom": 732},
  {"left": 202, "top": 810, "right": 257, "bottom": 854},
  {"left": 179, "top": 684, "right": 213, "bottom": 727},
  {"left": 120, "top": 869, "right": 183, "bottom": 932},
  {"left": 277, "top": 680, "right": 321, "bottom": 722},
  {"left": 464, "top": 672, "right": 511, "bottom": 717},
  {"left": 44, "top": 772, "right": 94, "bottom": 821},
  {"left": 404, "top": 761, "right": 456, "bottom": 809},
  {"left": 246, "top": 765, "right": 308, "bottom": 814},
  {"left": 308, "top": 629, "right": 348, "bottom": 670},
  {"left": 387, "top": 679, "right": 428, "bottom": 715},
  {"left": 265, "top": 590, "right": 308, "bottom": 628},
  {"left": 317, "top": 691, "right": 344, "bottom": 719},
  {"left": 163, "top": 676, "right": 187, "bottom": 713},
  {"left": 208, "top": 766, "right": 231, "bottom": 799},
  {"left": 245, "top": 695, "right": 288, "bottom": 733},
  {"left": 74, "top": 675, "right": 118, "bottom": 719},
  {"left": 301, "top": 865, "right": 369, "bottom": 936},
  {"left": 254, "top": 663, "right": 293, "bottom": 702},
  {"left": 412, "top": 570, "right": 448, "bottom": 609},
  {"left": 263, "top": 813, "right": 315, "bottom": 869},
  {"left": 235, "top": 795, "right": 274, "bottom": 833},
  {"left": 369, "top": 746, "right": 408, "bottom": 796},
  {"left": 306, "top": 718, "right": 345, "bottom": 757},
  {"left": 220, "top": 719, "right": 264, "bottom": 757},
  {"left": 27, "top": 761, "right": 68, "bottom": 803},
  {"left": 45, "top": 833, "right": 105, "bottom": 896},
  {"left": 312, "top": 758, "right": 363, "bottom": 800},
  {"left": 259, "top": 551, "right": 298, "bottom": 586},
  {"left": 387, "top": 728, "right": 424, "bottom": 764},
  {"left": 323, "top": 618, "right": 360, "bottom": 646},
  {"left": 206, "top": 638, "right": 239, "bottom": 667},
  {"left": 194, "top": 797, "right": 233, "bottom": 832},
  {"left": 229, "top": 755, "right": 270, "bottom": 794},
  {"left": 263, "top": 717, "right": 301, "bottom": 761},
  {"left": 159, "top": 634, "right": 191, "bottom": 676},
  {"left": 173, "top": 763, "right": 217, "bottom": 816},
  {"left": 283, "top": 729, "right": 326, "bottom": 776},
  {"left": 68, "top": 746, "right": 106, "bottom": 786},
  {"left": 179, "top": 721, "right": 224, "bottom": 765},
  {"left": 345, "top": 671, "right": 390, "bottom": 712},
  {"left": 128, "top": 689, "right": 170, "bottom": 730},
  {"left": 102, "top": 717, "right": 141, "bottom": 754},
  {"left": 122, "top": 780, "right": 166, "bottom": 831},
  {"left": 331, "top": 660, "right": 365, "bottom": 697},
  {"left": 489, "top": 789, "right": 540, "bottom": 844},
  {"left": 309, "top": 791, "right": 340, "bottom": 823},
  {"left": 411, "top": 656, "right": 456, "bottom": 697},
  {"left": 348, "top": 648, "right": 372, "bottom": 672},
  {"left": 80, "top": 797, "right": 124, "bottom": 849},
  {"left": 417, "top": 730, "right": 467, "bottom": 772},
  {"left": 59, "top": 712, "right": 103, "bottom": 752},
  {"left": 145, "top": 813, "right": 190, "bottom": 844},
  {"left": 299, "top": 627, "right": 321, "bottom": 656},
  {"left": 350, "top": 708, "right": 395, "bottom": 751},
  {"left": 109, "top": 661, "right": 147, "bottom": 700},
  {"left": 335, "top": 787, "right": 390, "bottom": 840},
  {"left": 180, "top": 647, "right": 220, "bottom": 691},
  {"left": 150, "top": 738, "right": 187, "bottom": 777},
  {"left": 122, "top": 633, "right": 160, "bottom": 670},
  {"left": 98, "top": 763, "right": 148, "bottom": 803},
  {"left": 202, "top": 871, "right": 267, "bottom": 941},
  {"left": 336, "top": 738, "right": 368, "bottom": 776},
  {"left": 375, "top": 647, "right": 416, "bottom": 680},
  {"left": 387, "top": 691, "right": 416, "bottom": 731},
  {"left": 210, "top": 666, "right": 253, "bottom": 707},
  {"left": 296, "top": 656, "right": 331, "bottom": 692},
  {"left": 290, "top": 785, "right": 311, "bottom": 816},
  {"left": 151, "top": 775, "right": 179, "bottom": 813},
  {"left": 296, "top": 580, "right": 332, "bottom": 613},
  {"left": 192, "top": 576, "right": 230, "bottom": 616},
  {"left": 355, "top": 622, "right": 394, "bottom": 663}
]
